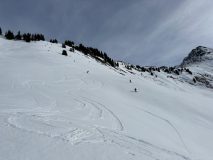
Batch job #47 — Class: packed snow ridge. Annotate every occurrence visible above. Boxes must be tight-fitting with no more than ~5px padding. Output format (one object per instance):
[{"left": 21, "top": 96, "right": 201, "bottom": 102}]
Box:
[{"left": 0, "top": 37, "right": 213, "bottom": 160}]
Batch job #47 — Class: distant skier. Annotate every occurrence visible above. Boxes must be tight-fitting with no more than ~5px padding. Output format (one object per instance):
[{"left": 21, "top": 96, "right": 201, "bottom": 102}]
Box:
[
  {"left": 86, "top": 70, "right": 89, "bottom": 74},
  {"left": 129, "top": 79, "right": 132, "bottom": 83},
  {"left": 134, "top": 88, "right": 137, "bottom": 92}
]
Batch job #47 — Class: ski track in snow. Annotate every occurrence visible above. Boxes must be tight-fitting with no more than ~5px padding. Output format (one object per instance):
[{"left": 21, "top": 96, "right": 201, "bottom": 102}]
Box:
[
  {"left": 0, "top": 73, "right": 191, "bottom": 160},
  {"left": 6, "top": 112, "right": 104, "bottom": 145},
  {"left": 3, "top": 93, "right": 124, "bottom": 146},
  {"left": 136, "top": 108, "right": 190, "bottom": 154},
  {"left": 94, "top": 128, "right": 191, "bottom": 160},
  {"left": 1, "top": 76, "right": 191, "bottom": 160},
  {"left": 81, "top": 97, "right": 124, "bottom": 131},
  {"left": 74, "top": 98, "right": 103, "bottom": 120},
  {"left": 2, "top": 97, "right": 190, "bottom": 160}
]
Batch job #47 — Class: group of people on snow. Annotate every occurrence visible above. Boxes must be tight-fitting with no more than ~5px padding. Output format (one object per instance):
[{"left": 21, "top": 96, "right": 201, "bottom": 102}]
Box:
[{"left": 130, "top": 79, "right": 138, "bottom": 92}]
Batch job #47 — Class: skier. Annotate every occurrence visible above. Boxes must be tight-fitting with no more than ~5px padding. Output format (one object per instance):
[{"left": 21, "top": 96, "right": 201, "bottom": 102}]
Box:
[
  {"left": 129, "top": 79, "right": 132, "bottom": 83},
  {"left": 134, "top": 88, "right": 137, "bottom": 92}
]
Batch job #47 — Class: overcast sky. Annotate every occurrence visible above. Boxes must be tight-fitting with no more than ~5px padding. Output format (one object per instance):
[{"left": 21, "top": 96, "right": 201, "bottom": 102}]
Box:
[{"left": 1, "top": 0, "right": 213, "bottom": 66}]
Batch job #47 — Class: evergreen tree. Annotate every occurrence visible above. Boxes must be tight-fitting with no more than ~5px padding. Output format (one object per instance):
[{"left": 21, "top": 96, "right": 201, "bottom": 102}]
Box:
[
  {"left": 31, "top": 34, "right": 36, "bottom": 41},
  {"left": 62, "top": 43, "right": 66, "bottom": 48},
  {"left": 0, "top": 27, "right": 2, "bottom": 35},
  {"left": 64, "top": 40, "right": 74, "bottom": 47},
  {"left": 62, "top": 50, "right": 68, "bottom": 56},
  {"left": 54, "top": 39, "right": 58, "bottom": 43},
  {"left": 39, "top": 34, "right": 45, "bottom": 41},
  {"left": 5, "top": 30, "right": 14, "bottom": 40},
  {"left": 50, "top": 39, "right": 58, "bottom": 43},
  {"left": 70, "top": 47, "right": 74, "bottom": 52},
  {"left": 15, "top": 31, "right": 22, "bottom": 40},
  {"left": 23, "top": 33, "right": 31, "bottom": 42}
]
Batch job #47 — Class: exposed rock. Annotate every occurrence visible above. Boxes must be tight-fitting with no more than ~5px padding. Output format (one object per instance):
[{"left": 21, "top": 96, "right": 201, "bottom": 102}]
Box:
[{"left": 180, "top": 46, "right": 213, "bottom": 67}]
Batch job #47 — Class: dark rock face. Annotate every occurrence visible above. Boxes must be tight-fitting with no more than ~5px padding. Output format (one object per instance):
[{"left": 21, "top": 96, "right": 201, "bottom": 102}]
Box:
[
  {"left": 194, "top": 75, "right": 213, "bottom": 89},
  {"left": 180, "top": 46, "right": 213, "bottom": 67}
]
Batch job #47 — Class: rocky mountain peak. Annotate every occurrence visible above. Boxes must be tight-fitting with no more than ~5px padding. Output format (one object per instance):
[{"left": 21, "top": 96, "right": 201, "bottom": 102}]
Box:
[{"left": 180, "top": 46, "right": 213, "bottom": 67}]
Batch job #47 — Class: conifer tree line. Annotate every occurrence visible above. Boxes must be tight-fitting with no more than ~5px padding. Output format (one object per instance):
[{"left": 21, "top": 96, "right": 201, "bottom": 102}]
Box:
[
  {"left": 74, "top": 43, "right": 118, "bottom": 67},
  {"left": 0, "top": 27, "right": 119, "bottom": 68},
  {"left": 60, "top": 41, "right": 118, "bottom": 67},
  {"left": 50, "top": 39, "right": 58, "bottom": 43},
  {"left": 0, "top": 27, "right": 45, "bottom": 42}
]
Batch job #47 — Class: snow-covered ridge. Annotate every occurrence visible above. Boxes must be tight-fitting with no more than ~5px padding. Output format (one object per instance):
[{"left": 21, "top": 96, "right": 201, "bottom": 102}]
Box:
[{"left": 0, "top": 37, "right": 213, "bottom": 160}]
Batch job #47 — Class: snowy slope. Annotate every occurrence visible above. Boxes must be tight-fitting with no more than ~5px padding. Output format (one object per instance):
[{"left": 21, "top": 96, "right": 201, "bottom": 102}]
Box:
[{"left": 0, "top": 38, "right": 213, "bottom": 160}]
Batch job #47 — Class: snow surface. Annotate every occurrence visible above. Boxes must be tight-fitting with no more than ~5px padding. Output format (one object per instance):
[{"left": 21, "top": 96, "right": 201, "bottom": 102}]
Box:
[{"left": 0, "top": 38, "right": 213, "bottom": 160}]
